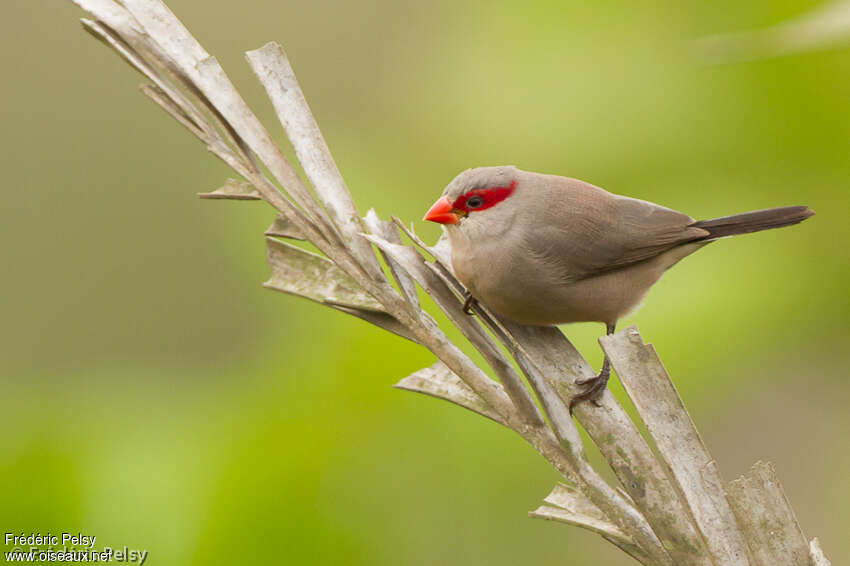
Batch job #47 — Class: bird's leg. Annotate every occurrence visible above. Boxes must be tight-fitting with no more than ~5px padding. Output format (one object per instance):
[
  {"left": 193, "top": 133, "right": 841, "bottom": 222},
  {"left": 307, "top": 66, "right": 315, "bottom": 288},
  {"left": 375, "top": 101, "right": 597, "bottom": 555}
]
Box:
[
  {"left": 569, "top": 322, "right": 616, "bottom": 414},
  {"left": 462, "top": 290, "right": 478, "bottom": 315}
]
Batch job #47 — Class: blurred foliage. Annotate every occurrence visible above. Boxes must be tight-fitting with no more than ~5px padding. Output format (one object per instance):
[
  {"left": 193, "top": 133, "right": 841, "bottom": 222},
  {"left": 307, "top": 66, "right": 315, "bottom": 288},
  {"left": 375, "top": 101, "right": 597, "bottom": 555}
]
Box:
[{"left": 1, "top": 1, "right": 848, "bottom": 565}]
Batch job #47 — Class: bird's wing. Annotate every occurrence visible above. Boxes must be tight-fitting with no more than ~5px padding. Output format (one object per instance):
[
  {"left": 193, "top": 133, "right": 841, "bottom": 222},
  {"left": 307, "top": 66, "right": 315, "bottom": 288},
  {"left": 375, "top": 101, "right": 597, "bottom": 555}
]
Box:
[{"left": 526, "top": 179, "right": 709, "bottom": 281}]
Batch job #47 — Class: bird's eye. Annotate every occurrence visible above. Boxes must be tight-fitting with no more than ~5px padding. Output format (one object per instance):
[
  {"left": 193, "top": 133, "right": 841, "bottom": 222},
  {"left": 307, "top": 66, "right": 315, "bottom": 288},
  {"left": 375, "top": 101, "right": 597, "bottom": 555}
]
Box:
[{"left": 466, "top": 195, "right": 484, "bottom": 209}]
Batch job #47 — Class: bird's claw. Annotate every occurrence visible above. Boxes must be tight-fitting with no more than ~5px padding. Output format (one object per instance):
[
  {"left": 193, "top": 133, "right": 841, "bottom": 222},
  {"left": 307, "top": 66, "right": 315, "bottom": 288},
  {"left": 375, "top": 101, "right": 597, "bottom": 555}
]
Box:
[
  {"left": 568, "top": 369, "right": 611, "bottom": 415},
  {"left": 462, "top": 291, "right": 478, "bottom": 315}
]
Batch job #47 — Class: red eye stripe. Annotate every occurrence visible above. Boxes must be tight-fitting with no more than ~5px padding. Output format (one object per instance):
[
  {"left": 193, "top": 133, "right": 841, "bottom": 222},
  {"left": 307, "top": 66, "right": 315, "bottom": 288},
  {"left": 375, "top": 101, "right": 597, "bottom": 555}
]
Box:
[{"left": 451, "top": 180, "right": 517, "bottom": 213}]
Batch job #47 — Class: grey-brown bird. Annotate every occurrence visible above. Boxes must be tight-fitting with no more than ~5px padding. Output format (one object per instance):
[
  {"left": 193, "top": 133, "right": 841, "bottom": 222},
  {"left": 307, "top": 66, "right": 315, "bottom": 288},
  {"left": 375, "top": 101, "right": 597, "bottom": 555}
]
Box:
[{"left": 423, "top": 166, "right": 814, "bottom": 411}]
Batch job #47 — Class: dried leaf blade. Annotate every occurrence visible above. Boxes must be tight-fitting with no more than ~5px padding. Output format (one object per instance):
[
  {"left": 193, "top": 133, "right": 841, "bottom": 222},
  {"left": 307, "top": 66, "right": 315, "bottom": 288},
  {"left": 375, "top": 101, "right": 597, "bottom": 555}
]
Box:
[
  {"left": 264, "top": 237, "right": 383, "bottom": 312},
  {"left": 394, "top": 362, "right": 507, "bottom": 426},
  {"left": 198, "top": 178, "right": 260, "bottom": 200},
  {"left": 265, "top": 214, "right": 306, "bottom": 240}
]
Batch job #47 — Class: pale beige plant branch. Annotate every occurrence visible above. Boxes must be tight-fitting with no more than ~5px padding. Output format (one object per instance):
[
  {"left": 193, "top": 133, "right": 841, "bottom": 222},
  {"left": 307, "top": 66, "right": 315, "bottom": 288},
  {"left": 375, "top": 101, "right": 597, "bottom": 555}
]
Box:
[
  {"left": 697, "top": 0, "right": 850, "bottom": 63},
  {"left": 68, "top": 2, "right": 832, "bottom": 564}
]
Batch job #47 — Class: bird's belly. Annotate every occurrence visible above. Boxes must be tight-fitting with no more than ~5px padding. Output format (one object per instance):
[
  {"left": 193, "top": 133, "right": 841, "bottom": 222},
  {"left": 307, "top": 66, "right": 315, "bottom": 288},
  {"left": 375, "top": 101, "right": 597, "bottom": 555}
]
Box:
[{"left": 464, "top": 257, "right": 668, "bottom": 326}]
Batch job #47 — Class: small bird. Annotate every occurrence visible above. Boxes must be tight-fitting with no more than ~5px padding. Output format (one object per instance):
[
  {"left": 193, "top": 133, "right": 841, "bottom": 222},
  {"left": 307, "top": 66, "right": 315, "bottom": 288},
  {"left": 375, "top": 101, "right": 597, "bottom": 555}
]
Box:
[{"left": 424, "top": 166, "right": 814, "bottom": 411}]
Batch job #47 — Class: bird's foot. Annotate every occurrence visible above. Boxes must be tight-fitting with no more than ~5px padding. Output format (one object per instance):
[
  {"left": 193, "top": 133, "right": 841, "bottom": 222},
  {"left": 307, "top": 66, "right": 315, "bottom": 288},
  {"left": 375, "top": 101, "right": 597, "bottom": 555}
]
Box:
[
  {"left": 569, "top": 368, "right": 611, "bottom": 414},
  {"left": 462, "top": 291, "right": 478, "bottom": 315}
]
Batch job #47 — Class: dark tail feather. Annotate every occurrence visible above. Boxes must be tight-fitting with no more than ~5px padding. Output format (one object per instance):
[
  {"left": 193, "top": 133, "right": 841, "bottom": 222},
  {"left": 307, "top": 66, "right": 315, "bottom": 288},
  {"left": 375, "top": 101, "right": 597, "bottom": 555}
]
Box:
[{"left": 692, "top": 205, "right": 815, "bottom": 240}]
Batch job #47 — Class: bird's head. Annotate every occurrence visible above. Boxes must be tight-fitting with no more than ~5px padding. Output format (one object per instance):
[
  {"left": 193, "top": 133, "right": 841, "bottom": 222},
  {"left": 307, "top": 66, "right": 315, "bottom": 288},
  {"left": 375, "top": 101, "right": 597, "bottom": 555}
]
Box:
[{"left": 424, "top": 166, "right": 522, "bottom": 229}]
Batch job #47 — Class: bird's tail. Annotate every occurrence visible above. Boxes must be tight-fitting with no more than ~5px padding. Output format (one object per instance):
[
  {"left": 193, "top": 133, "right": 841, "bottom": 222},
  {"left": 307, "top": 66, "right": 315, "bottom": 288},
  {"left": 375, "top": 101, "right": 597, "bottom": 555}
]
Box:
[{"left": 692, "top": 205, "right": 815, "bottom": 240}]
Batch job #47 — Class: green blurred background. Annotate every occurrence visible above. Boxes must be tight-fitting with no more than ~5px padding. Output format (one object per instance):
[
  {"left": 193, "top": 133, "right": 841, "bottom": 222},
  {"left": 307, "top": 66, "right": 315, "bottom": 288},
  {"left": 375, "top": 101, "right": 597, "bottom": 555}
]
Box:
[{"left": 2, "top": 1, "right": 848, "bottom": 564}]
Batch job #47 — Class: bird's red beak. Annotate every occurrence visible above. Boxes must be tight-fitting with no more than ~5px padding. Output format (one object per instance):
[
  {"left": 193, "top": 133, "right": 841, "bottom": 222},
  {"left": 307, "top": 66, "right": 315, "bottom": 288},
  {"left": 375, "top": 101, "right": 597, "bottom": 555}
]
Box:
[{"left": 424, "top": 196, "right": 460, "bottom": 224}]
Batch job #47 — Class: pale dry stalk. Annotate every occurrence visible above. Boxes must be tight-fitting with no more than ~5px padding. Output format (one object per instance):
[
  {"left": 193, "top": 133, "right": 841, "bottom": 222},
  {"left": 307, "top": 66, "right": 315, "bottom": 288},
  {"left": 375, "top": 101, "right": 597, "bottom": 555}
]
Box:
[{"left": 67, "top": 2, "right": 832, "bottom": 564}]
